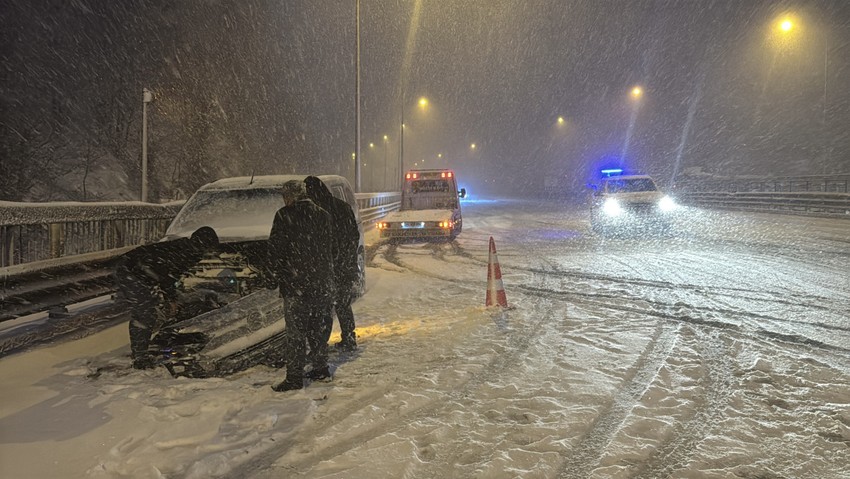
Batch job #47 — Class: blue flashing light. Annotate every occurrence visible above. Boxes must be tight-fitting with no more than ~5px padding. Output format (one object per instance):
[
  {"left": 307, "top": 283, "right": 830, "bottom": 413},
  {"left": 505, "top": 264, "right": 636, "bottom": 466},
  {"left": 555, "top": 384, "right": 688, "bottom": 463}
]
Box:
[{"left": 600, "top": 168, "right": 623, "bottom": 177}]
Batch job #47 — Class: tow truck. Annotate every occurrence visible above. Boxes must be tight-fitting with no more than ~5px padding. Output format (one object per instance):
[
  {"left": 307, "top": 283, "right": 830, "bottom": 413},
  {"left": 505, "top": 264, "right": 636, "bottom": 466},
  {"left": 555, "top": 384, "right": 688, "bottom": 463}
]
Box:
[{"left": 376, "top": 169, "right": 466, "bottom": 241}]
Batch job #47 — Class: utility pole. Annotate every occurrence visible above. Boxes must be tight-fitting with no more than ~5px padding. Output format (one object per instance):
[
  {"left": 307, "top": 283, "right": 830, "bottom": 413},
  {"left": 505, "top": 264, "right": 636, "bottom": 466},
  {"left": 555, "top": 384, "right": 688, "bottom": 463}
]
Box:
[{"left": 141, "top": 88, "right": 152, "bottom": 202}]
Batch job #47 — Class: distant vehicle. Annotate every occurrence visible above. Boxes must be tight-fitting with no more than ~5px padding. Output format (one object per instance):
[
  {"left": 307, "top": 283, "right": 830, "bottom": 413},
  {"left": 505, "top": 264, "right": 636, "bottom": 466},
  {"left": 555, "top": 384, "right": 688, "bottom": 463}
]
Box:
[
  {"left": 589, "top": 171, "right": 678, "bottom": 235},
  {"left": 126, "top": 174, "right": 364, "bottom": 377},
  {"left": 376, "top": 169, "right": 466, "bottom": 241}
]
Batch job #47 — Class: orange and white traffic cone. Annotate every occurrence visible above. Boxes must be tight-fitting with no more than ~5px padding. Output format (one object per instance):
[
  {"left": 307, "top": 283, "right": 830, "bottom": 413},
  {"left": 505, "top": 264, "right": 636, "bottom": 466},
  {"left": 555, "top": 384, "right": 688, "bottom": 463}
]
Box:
[{"left": 485, "top": 236, "right": 509, "bottom": 308}]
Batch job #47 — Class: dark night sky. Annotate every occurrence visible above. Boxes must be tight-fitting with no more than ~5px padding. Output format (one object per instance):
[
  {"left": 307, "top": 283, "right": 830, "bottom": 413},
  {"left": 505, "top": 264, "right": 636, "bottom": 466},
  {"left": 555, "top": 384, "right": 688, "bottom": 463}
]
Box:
[
  {"left": 270, "top": 0, "right": 850, "bottom": 194},
  {"left": 2, "top": 0, "right": 849, "bottom": 199}
]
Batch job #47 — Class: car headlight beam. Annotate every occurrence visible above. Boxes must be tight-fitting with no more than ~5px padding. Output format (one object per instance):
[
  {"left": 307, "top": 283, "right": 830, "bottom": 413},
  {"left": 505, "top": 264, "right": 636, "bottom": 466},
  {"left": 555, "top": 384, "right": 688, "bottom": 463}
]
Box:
[
  {"left": 658, "top": 195, "right": 677, "bottom": 212},
  {"left": 602, "top": 198, "right": 623, "bottom": 216}
]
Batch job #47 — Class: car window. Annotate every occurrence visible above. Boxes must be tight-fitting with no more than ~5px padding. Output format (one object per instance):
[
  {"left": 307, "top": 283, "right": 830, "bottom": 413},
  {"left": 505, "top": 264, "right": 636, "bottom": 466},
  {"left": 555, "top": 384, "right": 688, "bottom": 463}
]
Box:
[
  {"left": 606, "top": 179, "right": 657, "bottom": 193},
  {"left": 411, "top": 180, "right": 450, "bottom": 193},
  {"left": 167, "top": 188, "right": 283, "bottom": 237}
]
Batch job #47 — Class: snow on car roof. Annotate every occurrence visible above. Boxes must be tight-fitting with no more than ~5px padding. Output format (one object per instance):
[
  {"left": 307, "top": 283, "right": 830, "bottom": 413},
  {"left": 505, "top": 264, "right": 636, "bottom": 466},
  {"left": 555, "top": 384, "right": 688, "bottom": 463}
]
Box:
[
  {"left": 200, "top": 174, "right": 348, "bottom": 191},
  {"left": 602, "top": 174, "right": 654, "bottom": 181}
]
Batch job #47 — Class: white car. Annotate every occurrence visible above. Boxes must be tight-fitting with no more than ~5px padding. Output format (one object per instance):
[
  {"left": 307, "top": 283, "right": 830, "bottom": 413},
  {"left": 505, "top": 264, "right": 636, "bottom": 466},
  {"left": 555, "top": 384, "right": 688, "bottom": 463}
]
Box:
[
  {"left": 147, "top": 174, "right": 364, "bottom": 377},
  {"left": 589, "top": 174, "right": 678, "bottom": 235},
  {"left": 165, "top": 174, "right": 365, "bottom": 299}
]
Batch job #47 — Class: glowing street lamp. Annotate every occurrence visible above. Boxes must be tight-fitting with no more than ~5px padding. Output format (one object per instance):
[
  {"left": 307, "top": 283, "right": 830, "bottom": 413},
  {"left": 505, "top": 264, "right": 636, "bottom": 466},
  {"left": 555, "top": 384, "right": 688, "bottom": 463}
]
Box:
[
  {"left": 780, "top": 19, "right": 794, "bottom": 32},
  {"left": 470, "top": 143, "right": 477, "bottom": 150},
  {"left": 400, "top": 96, "right": 431, "bottom": 186},
  {"left": 557, "top": 116, "right": 565, "bottom": 125},
  {"left": 630, "top": 86, "right": 643, "bottom": 99}
]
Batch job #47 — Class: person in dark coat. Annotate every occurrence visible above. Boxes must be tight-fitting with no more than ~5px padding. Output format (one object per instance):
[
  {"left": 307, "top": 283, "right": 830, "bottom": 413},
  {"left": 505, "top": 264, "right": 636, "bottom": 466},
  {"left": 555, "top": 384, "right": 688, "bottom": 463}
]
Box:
[
  {"left": 268, "top": 180, "right": 336, "bottom": 391},
  {"left": 115, "top": 227, "right": 218, "bottom": 369},
  {"left": 305, "top": 176, "right": 360, "bottom": 351}
]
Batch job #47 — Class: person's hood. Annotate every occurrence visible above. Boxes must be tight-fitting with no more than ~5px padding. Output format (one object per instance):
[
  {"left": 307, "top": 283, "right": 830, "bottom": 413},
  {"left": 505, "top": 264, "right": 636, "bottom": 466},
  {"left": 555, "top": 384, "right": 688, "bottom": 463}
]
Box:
[{"left": 305, "top": 176, "right": 334, "bottom": 207}]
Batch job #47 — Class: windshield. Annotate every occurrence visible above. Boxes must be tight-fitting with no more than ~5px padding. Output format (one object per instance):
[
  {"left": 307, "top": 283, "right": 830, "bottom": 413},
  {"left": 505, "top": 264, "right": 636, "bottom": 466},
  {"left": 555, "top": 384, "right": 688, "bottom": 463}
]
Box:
[
  {"left": 410, "top": 179, "right": 450, "bottom": 194},
  {"left": 605, "top": 178, "right": 657, "bottom": 193},
  {"left": 166, "top": 188, "right": 283, "bottom": 240}
]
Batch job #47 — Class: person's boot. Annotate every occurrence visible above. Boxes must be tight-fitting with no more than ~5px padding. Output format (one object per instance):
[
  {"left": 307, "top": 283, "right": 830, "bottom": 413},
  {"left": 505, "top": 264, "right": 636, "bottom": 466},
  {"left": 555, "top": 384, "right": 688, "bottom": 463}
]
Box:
[
  {"left": 272, "top": 373, "right": 303, "bottom": 392},
  {"left": 335, "top": 332, "right": 357, "bottom": 352},
  {"left": 305, "top": 366, "right": 331, "bottom": 380},
  {"left": 132, "top": 354, "right": 157, "bottom": 370}
]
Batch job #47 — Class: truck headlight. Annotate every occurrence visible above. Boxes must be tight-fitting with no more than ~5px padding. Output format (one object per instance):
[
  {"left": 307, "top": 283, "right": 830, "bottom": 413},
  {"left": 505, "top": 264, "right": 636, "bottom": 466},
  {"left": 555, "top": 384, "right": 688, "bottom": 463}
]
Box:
[
  {"left": 602, "top": 198, "right": 623, "bottom": 216},
  {"left": 658, "top": 196, "right": 677, "bottom": 212}
]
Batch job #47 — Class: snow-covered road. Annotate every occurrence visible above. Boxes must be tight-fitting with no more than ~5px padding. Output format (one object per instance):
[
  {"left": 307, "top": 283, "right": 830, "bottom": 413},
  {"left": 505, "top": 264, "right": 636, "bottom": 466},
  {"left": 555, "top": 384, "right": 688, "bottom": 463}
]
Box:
[{"left": 1, "top": 200, "right": 848, "bottom": 478}]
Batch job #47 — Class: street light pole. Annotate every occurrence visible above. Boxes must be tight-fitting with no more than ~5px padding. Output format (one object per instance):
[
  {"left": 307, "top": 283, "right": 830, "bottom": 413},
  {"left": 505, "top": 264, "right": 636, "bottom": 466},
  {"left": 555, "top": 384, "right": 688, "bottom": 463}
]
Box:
[
  {"left": 354, "top": 0, "right": 362, "bottom": 192},
  {"left": 399, "top": 94, "right": 404, "bottom": 189},
  {"left": 383, "top": 135, "right": 389, "bottom": 190},
  {"left": 141, "top": 88, "right": 152, "bottom": 202},
  {"left": 822, "top": 31, "right": 828, "bottom": 174}
]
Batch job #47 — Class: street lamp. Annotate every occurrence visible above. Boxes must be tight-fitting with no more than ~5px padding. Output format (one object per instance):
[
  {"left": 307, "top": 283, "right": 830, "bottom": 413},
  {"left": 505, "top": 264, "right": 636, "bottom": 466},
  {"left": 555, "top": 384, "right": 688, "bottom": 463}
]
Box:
[
  {"left": 368, "top": 142, "right": 376, "bottom": 190},
  {"left": 399, "top": 96, "right": 430, "bottom": 186},
  {"left": 354, "top": 0, "right": 362, "bottom": 192},
  {"left": 141, "top": 88, "right": 152, "bottom": 202},
  {"left": 470, "top": 143, "right": 476, "bottom": 150},
  {"left": 383, "top": 135, "right": 389, "bottom": 190},
  {"left": 630, "top": 86, "right": 643, "bottom": 99},
  {"left": 773, "top": 14, "right": 838, "bottom": 173},
  {"left": 621, "top": 86, "right": 644, "bottom": 161}
]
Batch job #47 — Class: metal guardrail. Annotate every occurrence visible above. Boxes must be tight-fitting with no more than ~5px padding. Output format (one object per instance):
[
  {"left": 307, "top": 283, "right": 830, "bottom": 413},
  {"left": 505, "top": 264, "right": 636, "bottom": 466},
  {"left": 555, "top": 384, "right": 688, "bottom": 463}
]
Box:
[
  {"left": 0, "top": 201, "right": 184, "bottom": 268},
  {"left": 0, "top": 191, "right": 401, "bottom": 322},
  {"left": 675, "top": 191, "right": 850, "bottom": 218},
  {"left": 676, "top": 174, "right": 850, "bottom": 194},
  {"left": 355, "top": 192, "right": 402, "bottom": 224},
  {"left": 0, "top": 193, "right": 401, "bottom": 269}
]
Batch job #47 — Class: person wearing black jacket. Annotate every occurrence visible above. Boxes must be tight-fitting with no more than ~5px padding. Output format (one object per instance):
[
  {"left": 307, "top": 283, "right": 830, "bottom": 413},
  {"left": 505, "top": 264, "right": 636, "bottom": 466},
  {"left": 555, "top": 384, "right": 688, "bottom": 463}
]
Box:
[
  {"left": 268, "top": 180, "right": 336, "bottom": 391},
  {"left": 115, "top": 227, "right": 218, "bottom": 369},
  {"left": 305, "top": 176, "right": 360, "bottom": 351}
]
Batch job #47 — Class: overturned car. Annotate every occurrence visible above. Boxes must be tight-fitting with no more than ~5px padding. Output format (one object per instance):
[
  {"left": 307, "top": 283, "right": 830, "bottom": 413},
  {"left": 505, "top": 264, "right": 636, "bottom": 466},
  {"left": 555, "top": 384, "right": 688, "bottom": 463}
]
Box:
[{"left": 119, "top": 175, "right": 364, "bottom": 377}]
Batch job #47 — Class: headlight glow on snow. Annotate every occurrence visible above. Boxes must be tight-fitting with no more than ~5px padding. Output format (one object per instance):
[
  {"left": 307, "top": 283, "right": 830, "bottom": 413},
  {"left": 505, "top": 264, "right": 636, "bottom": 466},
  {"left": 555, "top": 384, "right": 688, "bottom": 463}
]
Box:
[
  {"left": 602, "top": 198, "right": 623, "bottom": 216},
  {"left": 658, "top": 195, "right": 677, "bottom": 212}
]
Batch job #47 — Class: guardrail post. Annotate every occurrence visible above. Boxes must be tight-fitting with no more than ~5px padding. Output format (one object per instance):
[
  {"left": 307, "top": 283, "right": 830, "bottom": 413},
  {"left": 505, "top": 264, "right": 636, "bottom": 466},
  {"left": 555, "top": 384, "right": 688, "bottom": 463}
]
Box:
[
  {"left": 49, "top": 223, "right": 64, "bottom": 259},
  {"left": 1, "top": 226, "right": 9, "bottom": 267}
]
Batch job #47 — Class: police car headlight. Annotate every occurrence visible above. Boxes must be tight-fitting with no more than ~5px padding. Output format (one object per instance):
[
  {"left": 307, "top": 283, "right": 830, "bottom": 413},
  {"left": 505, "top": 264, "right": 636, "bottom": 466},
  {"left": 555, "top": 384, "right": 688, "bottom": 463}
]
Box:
[
  {"left": 602, "top": 198, "right": 623, "bottom": 216},
  {"left": 658, "top": 196, "right": 677, "bottom": 212}
]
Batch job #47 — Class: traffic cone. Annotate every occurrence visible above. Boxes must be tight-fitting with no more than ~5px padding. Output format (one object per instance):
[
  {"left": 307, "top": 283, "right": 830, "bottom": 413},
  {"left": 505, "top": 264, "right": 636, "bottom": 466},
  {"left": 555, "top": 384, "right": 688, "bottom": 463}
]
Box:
[{"left": 485, "top": 236, "right": 509, "bottom": 308}]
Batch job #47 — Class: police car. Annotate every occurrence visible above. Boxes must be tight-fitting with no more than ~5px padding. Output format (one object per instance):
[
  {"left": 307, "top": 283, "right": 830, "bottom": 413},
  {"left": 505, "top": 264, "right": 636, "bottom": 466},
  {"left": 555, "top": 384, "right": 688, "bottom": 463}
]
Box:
[{"left": 589, "top": 170, "right": 678, "bottom": 234}]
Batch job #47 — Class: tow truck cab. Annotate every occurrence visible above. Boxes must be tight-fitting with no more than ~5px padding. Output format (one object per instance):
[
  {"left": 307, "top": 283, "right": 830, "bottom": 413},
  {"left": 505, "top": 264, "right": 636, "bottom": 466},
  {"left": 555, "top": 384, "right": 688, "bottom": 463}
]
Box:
[{"left": 377, "top": 169, "right": 466, "bottom": 240}]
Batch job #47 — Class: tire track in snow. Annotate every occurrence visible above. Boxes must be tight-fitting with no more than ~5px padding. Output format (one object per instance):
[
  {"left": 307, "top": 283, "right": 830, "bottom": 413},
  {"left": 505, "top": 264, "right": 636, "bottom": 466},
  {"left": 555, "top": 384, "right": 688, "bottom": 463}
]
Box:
[
  {"left": 519, "top": 282, "right": 850, "bottom": 356},
  {"left": 632, "top": 327, "right": 735, "bottom": 478},
  {"left": 254, "top": 291, "right": 560, "bottom": 477},
  {"left": 558, "top": 321, "right": 680, "bottom": 479},
  {"left": 243, "top": 240, "right": 558, "bottom": 477},
  {"left": 450, "top": 241, "right": 840, "bottom": 312}
]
